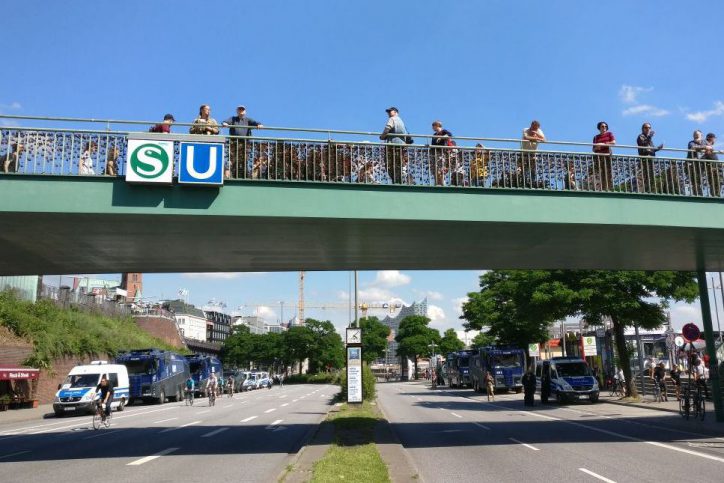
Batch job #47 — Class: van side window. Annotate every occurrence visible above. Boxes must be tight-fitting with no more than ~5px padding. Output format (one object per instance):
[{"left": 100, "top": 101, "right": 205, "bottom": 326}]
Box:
[{"left": 109, "top": 373, "right": 119, "bottom": 388}]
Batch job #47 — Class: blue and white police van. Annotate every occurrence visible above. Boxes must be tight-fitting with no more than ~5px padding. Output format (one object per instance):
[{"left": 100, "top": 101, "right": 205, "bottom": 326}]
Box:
[
  {"left": 53, "top": 361, "right": 130, "bottom": 416},
  {"left": 536, "top": 357, "right": 599, "bottom": 404}
]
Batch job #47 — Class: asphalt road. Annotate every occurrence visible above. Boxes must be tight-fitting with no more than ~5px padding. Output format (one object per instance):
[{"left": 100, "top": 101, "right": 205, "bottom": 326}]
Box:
[
  {"left": 378, "top": 382, "right": 724, "bottom": 483},
  {"left": 0, "top": 383, "right": 336, "bottom": 483}
]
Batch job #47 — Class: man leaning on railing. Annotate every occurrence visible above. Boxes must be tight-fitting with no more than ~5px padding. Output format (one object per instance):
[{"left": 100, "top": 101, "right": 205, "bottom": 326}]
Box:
[
  {"left": 379, "top": 106, "right": 408, "bottom": 184},
  {"left": 222, "top": 105, "right": 263, "bottom": 179},
  {"left": 636, "top": 122, "right": 663, "bottom": 193}
]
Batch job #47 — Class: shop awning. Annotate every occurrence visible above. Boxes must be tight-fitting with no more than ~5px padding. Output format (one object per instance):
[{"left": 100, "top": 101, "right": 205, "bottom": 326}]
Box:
[
  {"left": 547, "top": 339, "right": 561, "bottom": 347},
  {"left": 0, "top": 366, "right": 40, "bottom": 381}
]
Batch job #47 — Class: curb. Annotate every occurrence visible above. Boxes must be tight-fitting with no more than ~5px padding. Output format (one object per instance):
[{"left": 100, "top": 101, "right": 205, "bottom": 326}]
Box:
[{"left": 375, "top": 398, "right": 424, "bottom": 482}]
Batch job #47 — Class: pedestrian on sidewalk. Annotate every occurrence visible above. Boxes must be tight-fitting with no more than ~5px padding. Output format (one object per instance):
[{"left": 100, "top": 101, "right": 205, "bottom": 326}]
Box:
[
  {"left": 484, "top": 371, "right": 495, "bottom": 402},
  {"left": 522, "top": 368, "right": 536, "bottom": 406}
]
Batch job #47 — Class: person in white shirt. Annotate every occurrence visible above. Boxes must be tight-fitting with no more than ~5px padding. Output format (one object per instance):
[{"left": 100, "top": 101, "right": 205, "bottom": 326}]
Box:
[{"left": 520, "top": 120, "right": 545, "bottom": 188}]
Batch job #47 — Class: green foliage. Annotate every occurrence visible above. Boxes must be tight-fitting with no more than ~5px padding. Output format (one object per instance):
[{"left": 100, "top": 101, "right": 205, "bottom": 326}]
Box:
[
  {"left": 471, "top": 331, "right": 496, "bottom": 347},
  {"left": 439, "top": 328, "right": 464, "bottom": 355},
  {"left": 306, "top": 319, "right": 345, "bottom": 373},
  {"left": 338, "top": 362, "right": 376, "bottom": 402},
  {"left": 285, "top": 372, "right": 341, "bottom": 385},
  {"left": 461, "top": 270, "right": 698, "bottom": 398},
  {"left": 283, "top": 325, "right": 316, "bottom": 374},
  {"left": 395, "top": 315, "right": 440, "bottom": 380},
  {"left": 359, "top": 316, "right": 391, "bottom": 363},
  {"left": 0, "top": 291, "right": 181, "bottom": 370}
]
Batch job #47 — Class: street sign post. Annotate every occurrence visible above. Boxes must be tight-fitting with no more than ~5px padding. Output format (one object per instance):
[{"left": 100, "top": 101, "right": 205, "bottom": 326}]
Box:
[
  {"left": 583, "top": 336, "right": 597, "bottom": 357},
  {"left": 346, "top": 327, "right": 363, "bottom": 403}
]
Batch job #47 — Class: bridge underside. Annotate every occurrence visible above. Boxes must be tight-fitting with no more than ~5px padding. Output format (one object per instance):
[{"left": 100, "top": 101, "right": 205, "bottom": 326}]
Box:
[{"left": 1, "top": 177, "right": 723, "bottom": 275}]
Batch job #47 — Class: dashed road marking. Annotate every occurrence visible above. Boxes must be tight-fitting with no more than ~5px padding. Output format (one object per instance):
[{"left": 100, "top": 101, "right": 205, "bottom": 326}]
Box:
[
  {"left": 83, "top": 429, "right": 121, "bottom": 440},
  {"left": 127, "top": 447, "right": 179, "bottom": 466},
  {"left": 153, "top": 418, "right": 178, "bottom": 424},
  {"left": 240, "top": 416, "right": 257, "bottom": 423},
  {"left": 0, "top": 450, "right": 30, "bottom": 460},
  {"left": 509, "top": 437, "right": 540, "bottom": 451},
  {"left": 159, "top": 421, "right": 200, "bottom": 433},
  {"left": 579, "top": 468, "right": 617, "bottom": 483},
  {"left": 264, "top": 408, "right": 277, "bottom": 413},
  {"left": 281, "top": 403, "right": 289, "bottom": 407},
  {"left": 473, "top": 422, "right": 491, "bottom": 430},
  {"left": 450, "top": 412, "right": 463, "bottom": 418},
  {"left": 201, "top": 427, "right": 229, "bottom": 438}
]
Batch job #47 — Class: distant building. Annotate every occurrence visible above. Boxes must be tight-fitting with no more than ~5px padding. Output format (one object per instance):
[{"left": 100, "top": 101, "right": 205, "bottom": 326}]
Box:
[
  {"left": 205, "top": 310, "right": 232, "bottom": 344},
  {"left": 379, "top": 299, "right": 428, "bottom": 366},
  {"left": 233, "top": 315, "right": 266, "bottom": 335},
  {"left": 166, "top": 299, "right": 208, "bottom": 342},
  {"left": 265, "top": 323, "right": 285, "bottom": 334},
  {"left": 120, "top": 273, "right": 142, "bottom": 301}
]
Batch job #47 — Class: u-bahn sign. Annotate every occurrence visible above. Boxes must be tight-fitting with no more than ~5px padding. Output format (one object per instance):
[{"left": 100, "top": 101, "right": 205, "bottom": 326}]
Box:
[
  {"left": 125, "top": 139, "right": 174, "bottom": 184},
  {"left": 179, "top": 142, "right": 224, "bottom": 186}
]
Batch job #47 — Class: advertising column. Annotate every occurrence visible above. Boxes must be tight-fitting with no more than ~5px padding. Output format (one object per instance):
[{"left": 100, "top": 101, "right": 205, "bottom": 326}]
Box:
[{"left": 346, "top": 328, "right": 362, "bottom": 404}]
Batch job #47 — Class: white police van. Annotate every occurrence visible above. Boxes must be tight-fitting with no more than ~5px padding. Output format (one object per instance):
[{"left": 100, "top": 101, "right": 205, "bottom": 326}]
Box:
[
  {"left": 53, "top": 361, "right": 130, "bottom": 416},
  {"left": 536, "top": 357, "right": 599, "bottom": 404}
]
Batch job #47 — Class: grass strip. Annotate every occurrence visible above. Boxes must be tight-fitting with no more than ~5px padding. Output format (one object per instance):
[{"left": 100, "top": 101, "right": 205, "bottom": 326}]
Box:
[{"left": 311, "top": 402, "right": 390, "bottom": 483}]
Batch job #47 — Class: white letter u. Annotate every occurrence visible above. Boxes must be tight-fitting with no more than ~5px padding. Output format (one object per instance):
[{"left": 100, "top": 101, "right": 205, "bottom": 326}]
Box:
[{"left": 185, "top": 146, "right": 217, "bottom": 179}]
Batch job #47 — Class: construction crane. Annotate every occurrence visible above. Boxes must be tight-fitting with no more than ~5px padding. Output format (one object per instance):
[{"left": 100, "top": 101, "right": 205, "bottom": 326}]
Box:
[
  {"left": 237, "top": 301, "right": 403, "bottom": 322},
  {"left": 298, "top": 271, "right": 305, "bottom": 325}
]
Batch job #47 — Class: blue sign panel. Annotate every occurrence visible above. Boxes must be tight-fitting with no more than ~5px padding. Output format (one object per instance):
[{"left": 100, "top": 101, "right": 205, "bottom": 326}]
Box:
[{"left": 179, "top": 142, "right": 224, "bottom": 186}]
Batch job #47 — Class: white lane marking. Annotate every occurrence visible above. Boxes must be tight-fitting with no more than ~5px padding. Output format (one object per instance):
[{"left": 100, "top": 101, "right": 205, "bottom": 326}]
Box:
[
  {"left": 127, "top": 447, "right": 179, "bottom": 466},
  {"left": 484, "top": 401, "right": 724, "bottom": 463},
  {"left": 201, "top": 427, "right": 229, "bottom": 438},
  {"left": 450, "top": 412, "right": 463, "bottom": 418},
  {"left": 264, "top": 408, "right": 277, "bottom": 413},
  {"left": 0, "top": 450, "right": 30, "bottom": 460},
  {"left": 266, "top": 419, "right": 284, "bottom": 429},
  {"left": 223, "top": 404, "right": 233, "bottom": 408},
  {"left": 281, "top": 403, "right": 289, "bottom": 407},
  {"left": 473, "top": 422, "right": 491, "bottom": 430},
  {"left": 26, "top": 406, "right": 177, "bottom": 435},
  {"left": 509, "top": 437, "right": 540, "bottom": 451},
  {"left": 279, "top": 395, "right": 287, "bottom": 399},
  {"left": 83, "top": 429, "right": 121, "bottom": 440},
  {"left": 153, "top": 418, "right": 178, "bottom": 424},
  {"left": 292, "top": 399, "right": 299, "bottom": 403},
  {"left": 579, "top": 468, "right": 617, "bottom": 483},
  {"left": 197, "top": 410, "right": 211, "bottom": 414},
  {"left": 159, "top": 421, "right": 200, "bottom": 433},
  {"left": 240, "top": 416, "right": 257, "bottom": 423}
]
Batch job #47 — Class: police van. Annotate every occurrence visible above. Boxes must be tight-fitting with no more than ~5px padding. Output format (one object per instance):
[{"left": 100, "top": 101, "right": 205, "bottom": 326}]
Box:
[
  {"left": 536, "top": 357, "right": 599, "bottom": 404},
  {"left": 53, "top": 361, "right": 130, "bottom": 416}
]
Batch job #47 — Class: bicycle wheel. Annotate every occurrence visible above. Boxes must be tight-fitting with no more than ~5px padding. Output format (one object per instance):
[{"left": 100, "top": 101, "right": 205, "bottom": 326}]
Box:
[
  {"left": 104, "top": 411, "right": 112, "bottom": 428},
  {"left": 92, "top": 410, "right": 102, "bottom": 430}
]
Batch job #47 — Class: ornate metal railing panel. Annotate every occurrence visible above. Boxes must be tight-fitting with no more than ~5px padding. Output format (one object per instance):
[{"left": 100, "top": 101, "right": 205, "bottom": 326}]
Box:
[{"left": 1, "top": 127, "right": 722, "bottom": 198}]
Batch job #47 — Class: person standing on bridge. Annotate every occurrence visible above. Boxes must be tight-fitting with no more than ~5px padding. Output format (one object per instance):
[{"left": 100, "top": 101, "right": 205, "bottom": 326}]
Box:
[
  {"left": 149, "top": 114, "right": 175, "bottom": 133},
  {"left": 636, "top": 122, "right": 664, "bottom": 193},
  {"left": 190, "top": 104, "right": 219, "bottom": 136},
  {"left": 520, "top": 120, "right": 545, "bottom": 188},
  {"left": 380, "top": 106, "right": 408, "bottom": 184},
  {"left": 223, "top": 105, "right": 263, "bottom": 179},
  {"left": 2, "top": 142, "right": 24, "bottom": 173},
  {"left": 431, "top": 120, "right": 454, "bottom": 186},
  {"left": 702, "top": 133, "right": 723, "bottom": 197},
  {"left": 591, "top": 121, "right": 616, "bottom": 191},
  {"left": 78, "top": 141, "right": 98, "bottom": 175}
]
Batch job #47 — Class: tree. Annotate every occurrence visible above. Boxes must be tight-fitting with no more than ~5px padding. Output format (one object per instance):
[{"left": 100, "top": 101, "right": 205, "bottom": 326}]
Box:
[
  {"left": 359, "top": 316, "right": 391, "bottom": 363},
  {"left": 471, "top": 331, "right": 496, "bottom": 348},
  {"left": 283, "top": 326, "right": 315, "bottom": 374},
  {"left": 462, "top": 270, "right": 698, "bottom": 398},
  {"left": 438, "top": 328, "right": 464, "bottom": 355},
  {"left": 305, "top": 319, "right": 345, "bottom": 372},
  {"left": 221, "top": 325, "right": 253, "bottom": 368},
  {"left": 395, "top": 315, "right": 441, "bottom": 380}
]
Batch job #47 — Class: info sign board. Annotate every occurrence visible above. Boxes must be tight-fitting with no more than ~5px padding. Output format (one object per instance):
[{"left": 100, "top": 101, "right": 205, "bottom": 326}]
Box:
[
  {"left": 528, "top": 343, "right": 540, "bottom": 357},
  {"left": 583, "top": 336, "right": 597, "bottom": 356},
  {"left": 347, "top": 346, "right": 362, "bottom": 403}
]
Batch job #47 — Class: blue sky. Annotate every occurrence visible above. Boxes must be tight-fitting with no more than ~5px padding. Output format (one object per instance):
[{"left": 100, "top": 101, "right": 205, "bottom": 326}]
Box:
[{"left": 4, "top": 1, "right": 723, "bottom": 335}]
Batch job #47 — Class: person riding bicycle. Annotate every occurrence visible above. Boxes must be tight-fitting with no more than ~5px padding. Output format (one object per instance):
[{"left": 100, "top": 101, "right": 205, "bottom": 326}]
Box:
[
  {"left": 95, "top": 375, "right": 114, "bottom": 418},
  {"left": 652, "top": 362, "right": 668, "bottom": 402},
  {"left": 226, "top": 376, "right": 234, "bottom": 396},
  {"left": 694, "top": 358, "right": 710, "bottom": 399},
  {"left": 206, "top": 371, "right": 218, "bottom": 399},
  {"left": 184, "top": 376, "right": 195, "bottom": 398}
]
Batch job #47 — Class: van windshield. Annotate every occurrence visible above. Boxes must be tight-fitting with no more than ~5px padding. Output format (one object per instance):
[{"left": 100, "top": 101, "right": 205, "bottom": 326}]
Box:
[
  {"left": 189, "top": 361, "right": 204, "bottom": 373},
  {"left": 125, "top": 360, "right": 157, "bottom": 375},
  {"left": 66, "top": 374, "right": 100, "bottom": 388},
  {"left": 557, "top": 363, "right": 591, "bottom": 377},
  {"left": 458, "top": 356, "right": 470, "bottom": 368},
  {"left": 491, "top": 354, "right": 522, "bottom": 368}
]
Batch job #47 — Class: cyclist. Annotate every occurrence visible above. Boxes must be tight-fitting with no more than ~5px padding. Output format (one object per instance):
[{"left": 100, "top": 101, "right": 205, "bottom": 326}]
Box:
[
  {"left": 226, "top": 376, "right": 234, "bottom": 397},
  {"left": 184, "top": 375, "right": 195, "bottom": 402},
  {"left": 652, "top": 362, "right": 668, "bottom": 402},
  {"left": 694, "top": 358, "right": 710, "bottom": 399},
  {"left": 206, "top": 370, "right": 218, "bottom": 400},
  {"left": 95, "top": 375, "right": 114, "bottom": 419}
]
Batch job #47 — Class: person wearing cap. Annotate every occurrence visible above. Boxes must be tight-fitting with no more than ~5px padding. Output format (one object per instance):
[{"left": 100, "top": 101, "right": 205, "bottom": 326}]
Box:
[
  {"left": 379, "top": 106, "right": 408, "bottom": 184},
  {"left": 223, "top": 106, "right": 263, "bottom": 179},
  {"left": 149, "top": 113, "right": 175, "bottom": 134},
  {"left": 189, "top": 104, "right": 219, "bottom": 136}
]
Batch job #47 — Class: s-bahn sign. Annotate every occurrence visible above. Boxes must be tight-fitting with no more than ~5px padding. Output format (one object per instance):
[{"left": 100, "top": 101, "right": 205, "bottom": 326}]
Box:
[{"left": 125, "top": 139, "right": 174, "bottom": 184}]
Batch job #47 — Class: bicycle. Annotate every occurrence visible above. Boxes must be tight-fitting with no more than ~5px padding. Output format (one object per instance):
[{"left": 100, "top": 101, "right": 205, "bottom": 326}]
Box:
[
  {"left": 692, "top": 383, "right": 706, "bottom": 421},
  {"left": 679, "top": 383, "right": 691, "bottom": 420},
  {"left": 609, "top": 379, "right": 624, "bottom": 397},
  {"left": 184, "top": 388, "right": 194, "bottom": 406},
  {"left": 208, "top": 388, "right": 216, "bottom": 407},
  {"left": 92, "top": 400, "right": 111, "bottom": 430},
  {"left": 652, "top": 378, "right": 664, "bottom": 403}
]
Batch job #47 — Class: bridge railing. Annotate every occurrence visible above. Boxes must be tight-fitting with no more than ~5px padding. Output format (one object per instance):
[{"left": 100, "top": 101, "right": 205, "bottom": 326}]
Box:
[{"left": 1, "top": 125, "right": 722, "bottom": 197}]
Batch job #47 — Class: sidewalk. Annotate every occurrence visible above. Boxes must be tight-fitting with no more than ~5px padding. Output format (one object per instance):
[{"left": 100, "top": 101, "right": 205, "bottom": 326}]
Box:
[
  {"left": 0, "top": 403, "right": 55, "bottom": 425},
  {"left": 600, "top": 393, "right": 681, "bottom": 414}
]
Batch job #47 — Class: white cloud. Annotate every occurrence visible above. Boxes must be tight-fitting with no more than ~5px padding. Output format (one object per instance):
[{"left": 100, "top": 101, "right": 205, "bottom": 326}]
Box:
[
  {"left": 256, "top": 305, "right": 277, "bottom": 320},
  {"left": 373, "top": 270, "right": 411, "bottom": 288},
  {"left": 619, "top": 85, "right": 653, "bottom": 104},
  {"left": 427, "top": 304, "right": 446, "bottom": 322},
  {"left": 622, "top": 104, "right": 670, "bottom": 117},
  {"left": 0, "top": 101, "right": 21, "bottom": 110},
  {"left": 413, "top": 289, "right": 443, "bottom": 301},
  {"left": 182, "top": 272, "right": 268, "bottom": 280},
  {"left": 452, "top": 296, "right": 469, "bottom": 317},
  {"left": 685, "top": 101, "right": 724, "bottom": 123},
  {"left": 359, "top": 286, "right": 395, "bottom": 301},
  {"left": 669, "top": 304, "right": 701, "bottom": 330}
]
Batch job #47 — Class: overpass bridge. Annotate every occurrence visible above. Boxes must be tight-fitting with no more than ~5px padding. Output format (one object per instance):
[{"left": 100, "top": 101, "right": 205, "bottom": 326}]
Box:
[{"left": 0, "top": 119, "right": 722, "bottom": 275}]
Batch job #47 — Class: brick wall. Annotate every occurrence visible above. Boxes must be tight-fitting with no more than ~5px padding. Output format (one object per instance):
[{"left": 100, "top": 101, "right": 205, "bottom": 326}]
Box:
[
  {"left": 133, "top": 316, "right": 186, "bottom": 349},
  {"left": 0, "top": 346, "right": 33, "bottom": 365}
]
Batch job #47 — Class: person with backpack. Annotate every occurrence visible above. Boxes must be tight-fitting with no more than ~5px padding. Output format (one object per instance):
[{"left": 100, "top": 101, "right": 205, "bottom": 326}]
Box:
[
  {"left": 184, "top": 375, "right": 195, "bottom": 404},
  {"left": 379, "top": 106, "right": 409, "bottom": 184}
]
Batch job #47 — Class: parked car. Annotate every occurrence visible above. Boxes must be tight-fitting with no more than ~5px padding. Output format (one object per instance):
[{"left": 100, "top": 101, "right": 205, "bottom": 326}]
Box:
[
  {"left": 233, "top": 371, "right": 251, "bottom": 392},
  {"left": 257, "top": 373, "right": 272, "bottom": 389},
  {"left": 242, "top": 373, "right": 259, "bottom": 391}
]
